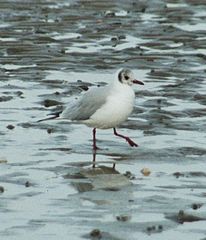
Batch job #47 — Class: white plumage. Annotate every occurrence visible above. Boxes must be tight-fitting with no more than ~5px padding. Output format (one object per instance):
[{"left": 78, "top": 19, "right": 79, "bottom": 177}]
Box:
[
  {"left": 40, "top": 68, "right": 144, "bottom": 151},
  {"left": 61, "top": 69, "right": 142, "bottom": 128}
]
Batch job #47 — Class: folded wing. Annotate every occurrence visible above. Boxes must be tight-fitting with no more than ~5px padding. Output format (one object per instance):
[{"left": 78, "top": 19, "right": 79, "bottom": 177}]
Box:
[{"left": 61, "top": 85, "right": 109, "bottom": 121}]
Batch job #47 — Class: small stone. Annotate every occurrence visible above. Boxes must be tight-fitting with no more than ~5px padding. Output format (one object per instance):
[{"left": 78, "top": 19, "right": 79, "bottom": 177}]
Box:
[
  {"left": 146, "top": 226, "right": 152, "bottom": 232},
  {"left": 118, "top": 35, "right": 126, "bottom": 40},
  {"left": 192, "top": 203, "right": 202, "bottom": 210},
  {"left": 141, "top": 168, "right": 151, "bottom": 176},
  {"left": 43, "top": 99, "right": 62, "bottom": 107},
  {"left": 7, "top": 124, "right": 15, "bottom": 130},
  {"left": 173, "top": 172, "right": 184, "bottom": 178},
  {"left": 0, "top": 96, "right": 13, "bottom": 102},
  {"left": 116, "top": 215, "right": 131, "bottom": 222},
  {"left": 80, "top": 85, "right": 89, "bottom": 91},
  {"left": 151, "top": 225, "right": 156, "bottom": 230},
  {"left": 90, "top": 229, "right": 102, "bottom": 238},
  {"left": 0, "top": 186, "right": 4, "bottom": 193},
  {"left": 25, "top": 181, "right": 31, "bottom": 187},
  {"left": 16, "top": 91, "right": 23, "bottom": 96},
  {"left": 158, "top": 225, "right": 163, "bottom": 231},
  {"left": 124, "top": 171, "right": 135, "bottom": 179},
  {"left": 47, "top": 128, "right": 54, "bottom": 134},
  {"left": 111, "top": 37, "right": 118, "bottom": 41},
  {"left": 192, "top": 203, "right": 198, "bottom": 210},
  {"left": 177, "top": 210, "right": 205, "bottom": 223},
  {"left": 0, "top": 159, "right": 7, "bottom": 164}
]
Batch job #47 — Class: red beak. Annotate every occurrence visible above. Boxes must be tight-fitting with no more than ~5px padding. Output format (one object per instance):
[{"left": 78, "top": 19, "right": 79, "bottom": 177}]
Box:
[{"left": 133, "top": 79, "right": 144, "bottom": 85}]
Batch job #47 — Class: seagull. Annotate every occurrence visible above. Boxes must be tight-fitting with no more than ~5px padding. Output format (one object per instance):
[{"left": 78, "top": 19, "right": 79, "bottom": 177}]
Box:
[{"left": 38, "top": 68, "right": 144, "bottom": 151}]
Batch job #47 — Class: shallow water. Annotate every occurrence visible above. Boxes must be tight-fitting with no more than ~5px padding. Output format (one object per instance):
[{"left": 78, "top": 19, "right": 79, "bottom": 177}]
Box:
[{"left": 1, "top": 0, "right": 206, "bottom": 239}]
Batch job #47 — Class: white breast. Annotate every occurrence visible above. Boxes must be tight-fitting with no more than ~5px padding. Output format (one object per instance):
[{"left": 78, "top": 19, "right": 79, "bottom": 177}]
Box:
[{"left": 83, "top": 84, "right": 135, "bottom": 129}]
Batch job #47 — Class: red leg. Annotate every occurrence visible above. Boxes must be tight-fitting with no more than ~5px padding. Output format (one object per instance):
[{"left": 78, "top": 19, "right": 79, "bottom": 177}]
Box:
[
  {"left": 113, "top": 128, "right": 138, "bottom": 147},
  {"left": 92, "top": 128, "right": 100, "bottom": 151}
]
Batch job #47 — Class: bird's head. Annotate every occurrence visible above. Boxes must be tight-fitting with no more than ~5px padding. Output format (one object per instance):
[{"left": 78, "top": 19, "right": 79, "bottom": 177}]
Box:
[{"left": 117, "top": 69, "right": 144, "bottom": 86}]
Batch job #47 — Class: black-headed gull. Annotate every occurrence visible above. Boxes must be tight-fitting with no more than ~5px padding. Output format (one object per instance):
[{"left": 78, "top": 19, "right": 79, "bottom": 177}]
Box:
[{"left": 38, "top": 69, "right": 144, "bottom": 151}]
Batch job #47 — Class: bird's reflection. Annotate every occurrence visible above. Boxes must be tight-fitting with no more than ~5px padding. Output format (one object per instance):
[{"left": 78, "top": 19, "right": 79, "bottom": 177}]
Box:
[{"left": 92, "top": 149, "right": 116, "bottom": 169}]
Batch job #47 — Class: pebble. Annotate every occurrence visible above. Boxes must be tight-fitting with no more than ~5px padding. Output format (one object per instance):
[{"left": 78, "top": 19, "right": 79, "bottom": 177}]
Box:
[
  {"left": 25, "top": 181, "right": 31, "bottom": 187},
  {"left": 124, "top": 171, "right": 135, "bottom": 179},
  {"left": 141, "top": 168, "right": 151, "bottom": 176},
  {"left": 47, "top": 128, "right": 54, "bottom": 134},
  {"left": 116, "top": 215, "right": 131, "bottom": 222},
  {"left": 192, "top": 203, "right": 203, "bottom": 210},
  {"left": 0, "top": 186, "right": 5, "bottom": 193},
  {"left": 90, "top": 229, "right": 102, "bottom": 238},
  {"left": 7, "top": 124, "right": 15, "bottom": 130},
  {"left": 43, "top": 99, "right": 62, "bottom": 107}
]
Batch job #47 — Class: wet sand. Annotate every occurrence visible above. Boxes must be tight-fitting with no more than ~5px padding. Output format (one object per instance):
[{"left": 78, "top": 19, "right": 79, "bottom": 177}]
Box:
[{"left": 0, "top": 0, "right": 206, "bottom": 239}]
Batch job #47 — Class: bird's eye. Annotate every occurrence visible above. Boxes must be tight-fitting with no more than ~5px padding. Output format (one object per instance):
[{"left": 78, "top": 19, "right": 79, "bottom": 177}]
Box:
[{"left": 125, "top": 76, "right": 129, "bottom": 80}]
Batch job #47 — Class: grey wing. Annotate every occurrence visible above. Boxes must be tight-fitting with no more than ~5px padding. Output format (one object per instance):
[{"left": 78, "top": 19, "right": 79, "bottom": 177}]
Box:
[{"left": 61, "top": 86, "right": 109, "bottom": 120}]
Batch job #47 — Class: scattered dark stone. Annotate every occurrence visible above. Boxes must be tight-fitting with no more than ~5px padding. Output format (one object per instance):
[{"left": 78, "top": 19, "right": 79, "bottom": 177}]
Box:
[
  {"left": 111, "top": 37, "right": 118, "bottom": 41},
  {"left": 35, "top": 28, "right": 48, "bottom": 34},
  {"left": 192, "top": 203, "right": 203, "bottom": 210},
  {"left": 146, "top": 224, "right": 163, "bottom": 234},
  {"left": 147, "top": 226, "right": 152, "bottom": 232},
  {"left": 47, "top": 128, "right": 54, "bottom": 134},
  {"left": 54, "top": 91, "right": 60, "bottom": 95},
  {"left": 196, "top": 53, "right": 206, "bottom": 60},
  {"left": 177, "top": 210, "right": 206, "bottom": 224},
  {"left": 173, "top": 172, "right": 184, "bottom": 178},
  {"left": 0, "top": 186, "right": 4, "bottom": 193},
  {"left": 79, "top": 85, "right": 89, "bottom": 91},
  {"left": 90, "top": 229, "right": 102, "bottom": 238},
  {"left": 158, "top": 225, "right": 163, "bottom": 231},
  {"left": 116, "top": 215, "right": 131, "bottom": 222},
  {"left": 85, "top": 229, "right": 121, "bottom": 240},
  {"left": 124, "top": 171, "right": 135, "bottom": 180},
  {"left": 7, "top": 124, "right": 15, "bottom": 130},
  {"left": 0, "top": 96, "right": 13, "bottom": 102},
  {"left": 189, "top": 172, "right": 206, "bottom": 177},
  {"left": 0, "top": 159, "right": 7, "bottom": 164},
  {"left": 118, "top": 35, "right": 126, "bottom": 40},
  {"left": 16, "top": 91, "right": 23, "bottom": 96},
  {"left": 151, "top": 226, "right": 156, "bottom": 231},
  {"left": 43, "top": 99, "right": 62, "bottom": 107},
  {"left": 25, "top": 181, "right": 31, "bottom": 187}
]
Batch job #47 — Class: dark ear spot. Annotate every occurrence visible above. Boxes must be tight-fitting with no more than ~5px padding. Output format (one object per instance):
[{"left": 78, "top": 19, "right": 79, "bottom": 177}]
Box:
[{"left": 118, "top": 72, "right": 122, "bottom": 82}]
